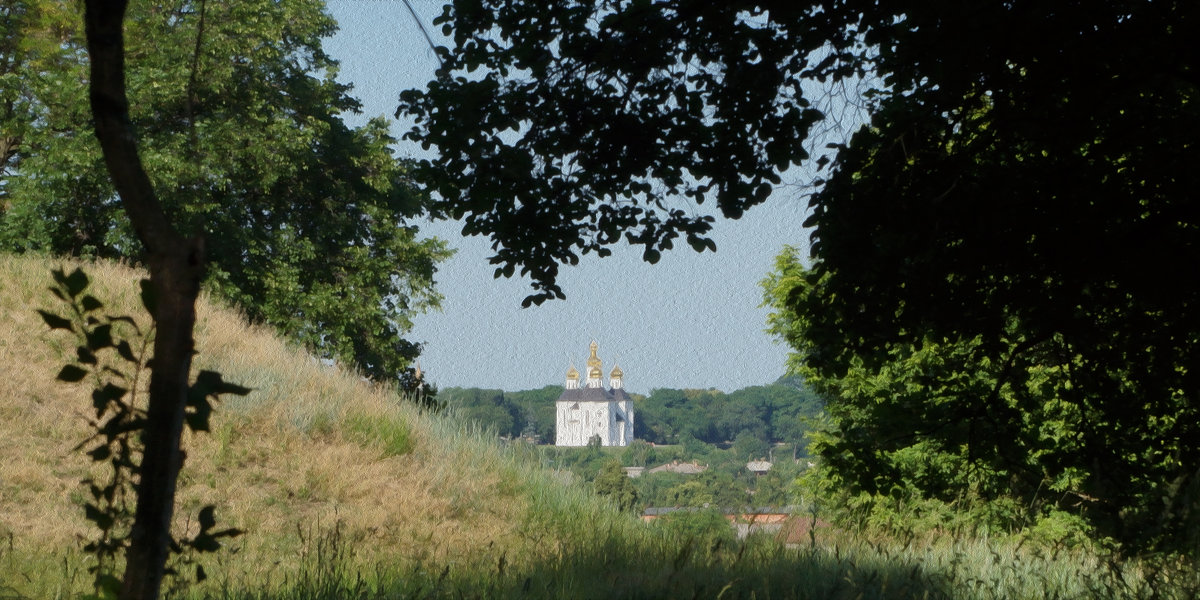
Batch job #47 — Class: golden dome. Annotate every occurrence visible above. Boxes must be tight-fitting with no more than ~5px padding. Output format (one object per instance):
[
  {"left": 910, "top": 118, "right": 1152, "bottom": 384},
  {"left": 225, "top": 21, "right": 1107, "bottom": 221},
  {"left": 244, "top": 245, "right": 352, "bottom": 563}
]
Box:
[
  {"left": 566, "top": 364, "right": 580, "bottom": 380},
  {"left": 586, "top": 340, "right": 602, "bottom": 369},
  {"left": 609, "top": 364, "right": 623, "bottom": 379},
  {"left": 588, "top": 366, "right": 602, "bottom": 380}
]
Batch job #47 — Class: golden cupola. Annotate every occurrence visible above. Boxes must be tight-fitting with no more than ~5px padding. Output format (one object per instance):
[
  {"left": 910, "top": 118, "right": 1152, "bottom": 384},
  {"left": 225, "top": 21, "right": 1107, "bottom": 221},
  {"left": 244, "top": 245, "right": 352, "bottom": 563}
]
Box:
[
  {"left": 565, "top": 363, "right": 580, "bottom": 389},
  {"left": 585, "top": 340, "right": 603, "bottom": 388},
  {"left": 609, "top": 363, "right": 624, "bottom": 389},
  {"left": 586, "top": 340, "right": 602, "bottom": 369}
]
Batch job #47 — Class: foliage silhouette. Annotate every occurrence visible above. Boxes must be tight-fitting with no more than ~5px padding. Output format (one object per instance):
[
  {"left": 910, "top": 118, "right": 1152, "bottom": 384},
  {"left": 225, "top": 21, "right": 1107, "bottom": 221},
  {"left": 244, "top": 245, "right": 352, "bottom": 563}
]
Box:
[{"left": 41, "top": 267, "right": 246, "bottom": 597}]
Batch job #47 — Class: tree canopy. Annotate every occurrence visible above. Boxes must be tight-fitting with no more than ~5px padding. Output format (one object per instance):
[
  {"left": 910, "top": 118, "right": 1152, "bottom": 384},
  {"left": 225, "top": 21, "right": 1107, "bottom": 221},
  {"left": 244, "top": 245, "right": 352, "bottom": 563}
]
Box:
[
  {"left": 442, "top": 380, "right": 821, "bottom": 448},
  {"left": 1, "top": 0, "right": 450, "bottom": 383},
  {"left": 760, "top": 1, "right": 1199, "bottom": 554},
  {"left": 402, "top": 0, "right": 1200, "bottom": 554},
  {"left": 397, "top": 1, "right": 856, "bottom": 305}
]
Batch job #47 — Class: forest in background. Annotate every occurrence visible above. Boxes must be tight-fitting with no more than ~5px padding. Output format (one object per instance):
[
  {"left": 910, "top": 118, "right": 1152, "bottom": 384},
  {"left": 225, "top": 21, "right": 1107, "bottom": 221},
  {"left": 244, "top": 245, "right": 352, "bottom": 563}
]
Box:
[
  {"left": 439, "top": 376, "right": 823, "bottom": 450},
  {"left": 439, "top": 377, "right": 822, "bottom": 511},
  {"left": 4, "top": 0, "right": 1198, "bottom": 595}
]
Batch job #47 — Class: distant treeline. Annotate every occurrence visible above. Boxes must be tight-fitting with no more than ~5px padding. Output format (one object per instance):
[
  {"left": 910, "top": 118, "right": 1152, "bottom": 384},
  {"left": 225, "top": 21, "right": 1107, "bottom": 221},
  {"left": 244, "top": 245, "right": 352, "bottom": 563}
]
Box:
[{"left": 439, "top": 376, "right": 823, "bottom": 450}]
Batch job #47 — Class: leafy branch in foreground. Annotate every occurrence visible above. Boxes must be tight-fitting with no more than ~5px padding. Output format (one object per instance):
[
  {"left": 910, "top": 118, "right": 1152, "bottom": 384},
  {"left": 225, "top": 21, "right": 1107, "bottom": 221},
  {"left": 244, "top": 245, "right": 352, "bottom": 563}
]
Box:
[{"left": 40, "top": 266, "right": 247, "bottom": 597}]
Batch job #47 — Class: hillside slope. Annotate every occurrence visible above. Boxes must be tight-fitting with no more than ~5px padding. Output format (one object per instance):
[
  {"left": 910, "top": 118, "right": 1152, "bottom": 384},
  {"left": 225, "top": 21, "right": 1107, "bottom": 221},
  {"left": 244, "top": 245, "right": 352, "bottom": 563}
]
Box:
[{"left": 0, "top": 254, "right": 627, "bottom": 592}]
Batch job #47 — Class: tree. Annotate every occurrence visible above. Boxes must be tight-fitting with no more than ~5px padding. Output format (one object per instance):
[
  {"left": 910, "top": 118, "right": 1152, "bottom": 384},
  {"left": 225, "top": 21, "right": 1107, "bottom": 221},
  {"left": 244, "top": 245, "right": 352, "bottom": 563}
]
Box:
[
  {"left": 504, "top": 385, "right": 562, "bottom": 441},
  {"left": 401, "top": 0, "right": 1200, "bottom": 555},
  {"left": 765, "top": 1, "right": 1200, "bottom": 555},
  {"left": 654, "top": 508, "right": 735, "bottom": 547},
  {"left": 442, "top": 387, "right": 519, "bottom": 437},
  {"left": 665, "top": 479, "right": 713, "bottom": 508},
  {"left": 732, "top": 430, "right": 768, "bottom": 462},
  {"left": 622, "top": 439, "right": 654, "bottom": 467},
  {"left": 594, "top": 459, "right": 640, "bottom": 512},
  {"left": 397, "top": 1, "right": 844, "bottom": 306},
  {"left": 84, "top": 1, "right": 214, "bottom": 596},
  {"left": 2, "top": 0, "right": 450, "bottom": 385},
  {"left": 71, "top": 0, "right": 447, "bottom": 596}
]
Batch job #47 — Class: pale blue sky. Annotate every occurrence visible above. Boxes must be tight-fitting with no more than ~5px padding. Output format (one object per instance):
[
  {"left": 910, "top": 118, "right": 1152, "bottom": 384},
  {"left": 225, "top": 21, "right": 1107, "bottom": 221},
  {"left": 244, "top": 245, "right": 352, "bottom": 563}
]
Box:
[{"left": 323, "top": 1, "right": 827, "bottom": 395}]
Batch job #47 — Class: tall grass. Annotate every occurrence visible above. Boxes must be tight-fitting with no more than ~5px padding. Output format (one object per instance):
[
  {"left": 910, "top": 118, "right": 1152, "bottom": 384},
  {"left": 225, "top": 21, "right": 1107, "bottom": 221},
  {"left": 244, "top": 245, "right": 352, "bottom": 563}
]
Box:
[
  {"left": 3, "top": 253, "right": 1198, "bottom": 599},
  {"left": 185, "top": 520, "right": 1200, "bottom": 600},
  {"left": 0, "top": 254, "right": 579, "bottom": 595}
]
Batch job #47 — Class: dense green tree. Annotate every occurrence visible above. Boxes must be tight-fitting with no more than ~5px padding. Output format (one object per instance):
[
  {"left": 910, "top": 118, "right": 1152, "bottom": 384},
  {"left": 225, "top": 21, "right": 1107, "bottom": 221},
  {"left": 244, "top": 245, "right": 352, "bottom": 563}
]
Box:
[
  {"left": 441, "top": 385, "right": 563, "bottom": 441},
  {"left": 594, "top": 459, "right": 640, "bottom": 512},
  {"left": 1, "top": 0, "right": 450, "bottom": 384},
  {"left": 732, "top": 431, "right": 769, "bottom": 462},
  {"left": 665, "top": 479, "right": 713, "bottom": 509},
  {"left": 35, "top": 1, "right": 448, "bottom": 596},
  {"left": 504, "top": 385, "right": 562, "bottom": 441},
  {"left": 621, "top": 439, "right": 654, "bottom": 467},
  {"left": 449, "top": 389, "right": 518, "bottom": 437},
  {"left": 653, "top": 509, "right": 736, "bottom": 547},
  {"left": 396, "top": 1, "right": 850, "bottom": 306},
  {"left": 760, "top": 0, "right": 1200, "bottom": 555},
  {"left": 635, "top": 384, "right": 817, "bottom": 446},
  {"left": 702, "top": 468, "right": 751, "bottom": 509},
  {"left": 633, "top": 471, "right": 686, "bottom": 508},
  {"left": 753, "top": 465, "right": 797, "bottom": 508},
  {"left": 396, "top": 0, "right": 1200, "bottom": 556}
]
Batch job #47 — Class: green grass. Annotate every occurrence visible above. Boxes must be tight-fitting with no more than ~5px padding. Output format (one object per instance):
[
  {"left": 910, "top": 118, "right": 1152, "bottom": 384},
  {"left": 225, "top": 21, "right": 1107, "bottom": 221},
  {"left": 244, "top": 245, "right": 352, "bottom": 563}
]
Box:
[
  {"left": 344, "top": 410, "right": 413, "bottom": 457},
  {"left": 153, "top": 521, "right": 1200, "bottom": 600},
  {"left": 2, "top": 253, "right": 1199, "bottom": 599}
]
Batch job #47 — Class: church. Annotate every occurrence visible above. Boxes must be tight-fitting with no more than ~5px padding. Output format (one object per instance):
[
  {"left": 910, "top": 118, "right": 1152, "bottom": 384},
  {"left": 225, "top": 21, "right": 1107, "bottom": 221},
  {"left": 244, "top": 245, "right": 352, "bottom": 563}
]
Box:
[{"left": 555, "top": 341, "right": 635, "bottom": 447}]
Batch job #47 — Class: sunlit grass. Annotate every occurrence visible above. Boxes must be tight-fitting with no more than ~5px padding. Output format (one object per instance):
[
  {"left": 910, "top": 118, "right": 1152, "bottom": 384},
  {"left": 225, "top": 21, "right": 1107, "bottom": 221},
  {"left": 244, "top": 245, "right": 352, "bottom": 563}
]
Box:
[
  {"left": 2, "top": 253, "right": 1198, "bottom": 599},
  {"left": 0, "top": 254, "right": 576, "bottom": 596}
]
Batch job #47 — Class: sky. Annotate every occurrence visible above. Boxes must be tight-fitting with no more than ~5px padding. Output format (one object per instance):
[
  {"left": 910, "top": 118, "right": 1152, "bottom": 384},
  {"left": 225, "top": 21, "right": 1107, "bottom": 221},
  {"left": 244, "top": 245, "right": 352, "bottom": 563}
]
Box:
[{"left": 322, "top": 1, "right": 826, "bottom": 395}]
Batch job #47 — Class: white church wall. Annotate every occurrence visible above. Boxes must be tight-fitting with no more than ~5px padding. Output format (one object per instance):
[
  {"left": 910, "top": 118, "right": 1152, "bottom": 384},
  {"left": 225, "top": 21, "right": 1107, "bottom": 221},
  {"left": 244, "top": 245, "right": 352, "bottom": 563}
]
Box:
[{"left": 554, "top": 342, "right": 634, "bottom": 447}]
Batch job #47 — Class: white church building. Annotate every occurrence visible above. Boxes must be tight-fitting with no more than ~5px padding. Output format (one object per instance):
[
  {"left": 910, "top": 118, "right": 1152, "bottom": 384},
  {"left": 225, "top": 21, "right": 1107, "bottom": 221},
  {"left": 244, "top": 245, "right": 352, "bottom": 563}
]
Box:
[{"left": 555, "top": 341, "right": 634, "bottom": 447}]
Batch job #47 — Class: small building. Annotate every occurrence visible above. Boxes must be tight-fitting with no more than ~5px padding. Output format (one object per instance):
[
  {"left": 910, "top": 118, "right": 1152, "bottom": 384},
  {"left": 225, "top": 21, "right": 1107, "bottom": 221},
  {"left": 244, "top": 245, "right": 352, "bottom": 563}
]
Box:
[
  {"left": 641, "top": 507, "right": 804, "bottom": 540},
  {"left": 555, "top": 341, "right": 635, "bottom": 446},
  {"left": 746, "top": 460, "right": 773, "bottom": 475},
  {"left": 647, "top": 460, "right": 708, "bottom": 475},
  {"left": 622, "top": 466, "right": 645, "bottom": 478}
]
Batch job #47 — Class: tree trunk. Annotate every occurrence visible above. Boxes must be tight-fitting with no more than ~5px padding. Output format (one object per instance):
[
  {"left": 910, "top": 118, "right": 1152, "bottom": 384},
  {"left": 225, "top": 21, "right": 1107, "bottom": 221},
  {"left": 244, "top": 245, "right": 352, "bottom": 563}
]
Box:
[{"left": 84, "top": 2, "right": 205, "bottom": 598}]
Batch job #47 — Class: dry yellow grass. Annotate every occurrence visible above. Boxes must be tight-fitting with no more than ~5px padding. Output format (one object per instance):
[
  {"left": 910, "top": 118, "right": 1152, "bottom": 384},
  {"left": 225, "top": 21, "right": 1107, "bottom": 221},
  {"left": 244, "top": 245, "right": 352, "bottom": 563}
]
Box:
[{"left": 0, "top": 253, "right": 547, "bottom": 585}]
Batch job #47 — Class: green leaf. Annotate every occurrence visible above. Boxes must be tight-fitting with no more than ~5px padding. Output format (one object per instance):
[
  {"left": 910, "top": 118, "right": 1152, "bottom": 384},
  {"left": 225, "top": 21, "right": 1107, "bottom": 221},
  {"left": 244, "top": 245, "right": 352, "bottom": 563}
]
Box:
[
  {"left": 80, "top": 294, "right": 104, "bottom": 312},
  {"left": 198, "top": 505, "right": 216, "bottom": 531},
  {"left": 63, "top": 267, "right": 89, "bottom": 298},
  {"left": 38, "top": 310, "right": 73, "bottom": 331},
  {"left": 191, "top": 370, "right": 251, "bottom": 398},
  {"left": 85, "top": 324, "right": 113, "bottom": 350},
  {"left": 57, "top": 364, "right": 88, "bottom": 382},
  {"left": 115, "top": 340, "right": 136, "bottom": 363},
  {"left": 84, "top": 503, "right": 114, "bottom": 530},
  {"left": 139, "top": 278, "right": 156, "bottom": 315}
]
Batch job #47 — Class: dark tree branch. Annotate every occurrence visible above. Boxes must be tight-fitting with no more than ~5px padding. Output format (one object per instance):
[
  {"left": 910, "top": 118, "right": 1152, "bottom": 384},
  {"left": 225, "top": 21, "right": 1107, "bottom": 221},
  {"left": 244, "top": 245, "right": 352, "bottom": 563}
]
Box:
[{"left": 84, "top": 2, "right": 206, "bottom": 598}]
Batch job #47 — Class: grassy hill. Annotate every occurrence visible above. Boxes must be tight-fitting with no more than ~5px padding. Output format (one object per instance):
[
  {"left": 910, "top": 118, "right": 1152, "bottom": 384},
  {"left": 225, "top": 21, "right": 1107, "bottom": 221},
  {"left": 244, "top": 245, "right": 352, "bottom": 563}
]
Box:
[
  {"left": 0, "top": 254, "right": 638, "bottom": 597},
  {"left": 2, "top": 253, "right": 1195, "bottom": 599}
]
